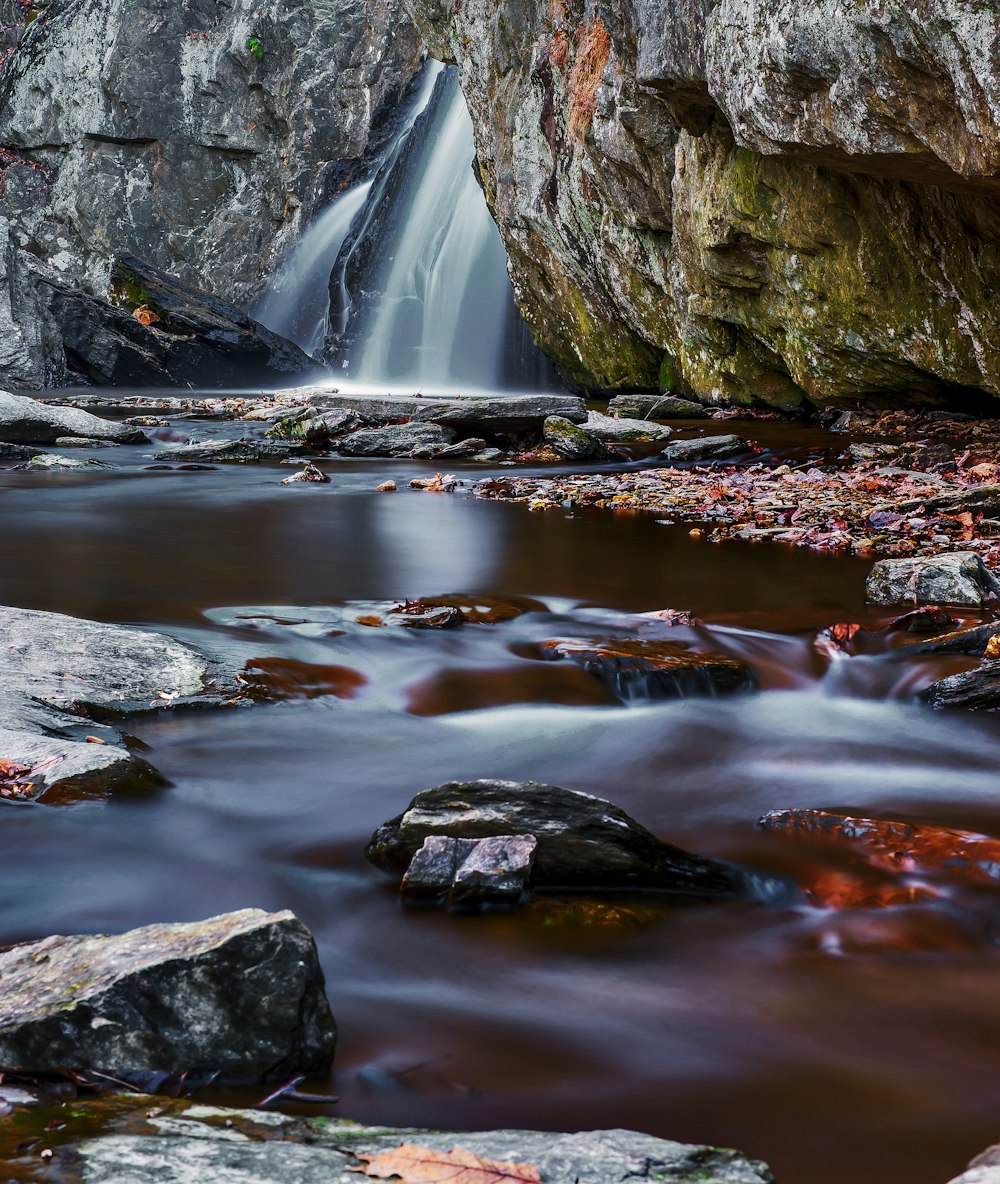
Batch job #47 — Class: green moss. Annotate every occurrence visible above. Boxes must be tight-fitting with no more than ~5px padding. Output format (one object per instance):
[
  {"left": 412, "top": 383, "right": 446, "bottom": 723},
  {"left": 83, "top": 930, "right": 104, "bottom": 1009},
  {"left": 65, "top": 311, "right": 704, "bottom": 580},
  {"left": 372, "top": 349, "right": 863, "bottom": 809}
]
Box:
[{"left": 658, "top": 353, "right": 675, "bottom": 392}]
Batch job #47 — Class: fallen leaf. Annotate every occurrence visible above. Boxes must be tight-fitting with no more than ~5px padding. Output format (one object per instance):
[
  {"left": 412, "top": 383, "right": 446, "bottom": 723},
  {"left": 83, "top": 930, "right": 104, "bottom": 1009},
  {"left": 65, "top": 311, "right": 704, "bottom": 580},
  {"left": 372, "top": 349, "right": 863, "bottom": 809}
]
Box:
[
  {"left": 85, "top": 736, "right": 108, "bottom": 745},
  {"left": 353, "top": 1143, "right": 541, "bottom": 1183},
  {"left": 132, "top": 305, "right": 160, "bottom": 327}
]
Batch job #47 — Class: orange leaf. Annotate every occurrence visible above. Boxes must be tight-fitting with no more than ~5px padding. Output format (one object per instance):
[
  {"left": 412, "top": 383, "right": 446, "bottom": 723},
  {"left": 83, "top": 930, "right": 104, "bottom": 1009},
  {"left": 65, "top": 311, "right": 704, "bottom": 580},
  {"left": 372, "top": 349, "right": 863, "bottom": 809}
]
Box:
[
  {"left": 132, "top": 304, "right": 160, "bottom": 326},
  {"left": 353, "top": 1143, "right": 542, "bottom": 1183}
]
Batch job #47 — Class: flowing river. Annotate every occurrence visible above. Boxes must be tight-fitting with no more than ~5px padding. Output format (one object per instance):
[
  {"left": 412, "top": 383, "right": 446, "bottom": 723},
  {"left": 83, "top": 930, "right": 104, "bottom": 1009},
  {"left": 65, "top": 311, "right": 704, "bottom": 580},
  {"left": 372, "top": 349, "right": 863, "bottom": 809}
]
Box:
[{"left": 1, "top": 410, "right": 998, "bottom": 1184}]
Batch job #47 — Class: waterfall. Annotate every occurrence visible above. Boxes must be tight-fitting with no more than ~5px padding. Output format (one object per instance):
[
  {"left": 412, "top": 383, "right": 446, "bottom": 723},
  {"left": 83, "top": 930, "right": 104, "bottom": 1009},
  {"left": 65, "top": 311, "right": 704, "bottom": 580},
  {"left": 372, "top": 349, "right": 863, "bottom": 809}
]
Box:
[
  {"left": 255, "top": 182, "right": 373, "bottom": 357},
  {"left": 256, "top": 63, "right": 557, "bottom": 392}
]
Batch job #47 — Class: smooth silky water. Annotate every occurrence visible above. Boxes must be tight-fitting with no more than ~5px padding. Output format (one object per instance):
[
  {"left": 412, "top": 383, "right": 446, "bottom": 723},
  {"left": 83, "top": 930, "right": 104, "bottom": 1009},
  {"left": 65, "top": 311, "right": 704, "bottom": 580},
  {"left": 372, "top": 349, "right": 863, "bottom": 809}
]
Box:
[{"left": 1, "top": 420, "right": 999, "bottom": 1184}]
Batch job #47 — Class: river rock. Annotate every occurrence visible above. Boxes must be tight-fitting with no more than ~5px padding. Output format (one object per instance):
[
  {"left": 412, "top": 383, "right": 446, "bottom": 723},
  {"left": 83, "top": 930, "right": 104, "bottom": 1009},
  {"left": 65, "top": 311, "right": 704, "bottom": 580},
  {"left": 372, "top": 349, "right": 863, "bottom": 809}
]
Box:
[
  {"left": 17, "top": 1098, "right": 775, "bottom": 1184},
  {"left": 866, "top": 553, "right": 1000, "bottom": 608},
  {"left": 401, "top": 834, "right": 537, "bottom": 909},
  {"left": 951, "top": 1145, "right": 1000, "bottom": 1184},
  {"left": 0, "top": 391, "right": 145, "bottom": 445},
  {"left": 584, "top": 412, "right": 673, "bottom": 442},
  {"left": 607, "top": 394, "right": 707, "bottom": 420},
  {"left": 165, "top": 439, "right": 297, "bottom": 463},
  {"left": 266, "top": 408, "right": 363, "bottom": 444},
  {"left": 417, "top": 393, "right": 588, "bottom": 432},
  {"left": 543, "top": 416, "right": 613, "bottom": 462},
  {"left": 338, "top": 422, "right": 456, "bottom": 457},
  {"left": 659, "top": 435, "right": 744, "bottom": 463},
  {"left": 539, "top": 638, "right": 754, "bottom": 700},
  {"left": 0, "top": 726, "right": 157, "bottom": 805},
  {"left": 22, "top": 454, "right": 114, "bottom": 471},
  {"left": 919, "top": 662, "right": 1000, "bottom": 710},
  {"left": 366, "top": 779, "right": 740, "bottom": 895},
  {"left": 0, "top": 909, "right": 335, "bottom": 1081},
  {"left": 0, "top": 604, "right": 209, "bottom": 715}
]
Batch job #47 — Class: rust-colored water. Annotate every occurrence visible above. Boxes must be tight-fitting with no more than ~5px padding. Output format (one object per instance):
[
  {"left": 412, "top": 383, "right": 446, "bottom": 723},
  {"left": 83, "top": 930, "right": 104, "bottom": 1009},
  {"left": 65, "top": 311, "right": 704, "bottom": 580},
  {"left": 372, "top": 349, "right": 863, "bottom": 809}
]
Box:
[{"left": 0, "top": 409, "right": 998, "bottom": 1183}]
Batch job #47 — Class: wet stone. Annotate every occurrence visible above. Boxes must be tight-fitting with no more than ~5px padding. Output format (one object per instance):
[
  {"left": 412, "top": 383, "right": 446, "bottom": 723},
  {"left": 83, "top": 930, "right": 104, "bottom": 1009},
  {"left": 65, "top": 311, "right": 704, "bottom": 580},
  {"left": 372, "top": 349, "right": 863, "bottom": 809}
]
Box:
[
  {"left": 166, "top": 439, "right": 297, "bottom": 463},
  {"left": 366, "top": 779, "right": 741, "bottom": 896},
  {"left": 543, "top": 416, "right": 613, "bottom": 461},
  {"left": 919, "top": 661, "right": 1000, "bottom": 710},
  {"left": 401, "top": 834, "right": 537, "bottom": 909},
  {"left": 0, "top": 909, "right": 336, "bottom": 1082},
  {"left": 21, "top": 454, "right": 114, "bottom": 470},
  {"left": 607, "top": 394, "right": 707, "bottom": 419},
  {"left": 866, "top": 552, "right": 1000, "bottom": 608},
  {"left": 659, "top": 434, "right": 744, "bottom": 463},
  {"left": 338, "top": 422, "right": 456, "bottom": 457},
  {"left": 539, "top": 638, "right": 754, "bottom": 700},
  {"left": 584, "top": 411, "right": 673, "bottom": 441},
  {"left": 0, "top": 391, "right": 147, "bottom": 445}
]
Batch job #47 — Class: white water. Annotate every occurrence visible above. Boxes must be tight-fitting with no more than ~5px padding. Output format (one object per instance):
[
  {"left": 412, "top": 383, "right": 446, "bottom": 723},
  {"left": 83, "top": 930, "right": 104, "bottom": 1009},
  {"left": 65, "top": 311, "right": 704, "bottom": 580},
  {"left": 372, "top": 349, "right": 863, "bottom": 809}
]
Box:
[
  {"left": 348, "top": 70, "right": 513, "bottom": 388},
  {"left": 256, "top": 182, "right": 373, "bottom": 357},
  {"left": 256, "top": 64, "right": 553, "bottom": 391},
  {"left": 255, "top": 64, "right": 443, "bottom": 359}
]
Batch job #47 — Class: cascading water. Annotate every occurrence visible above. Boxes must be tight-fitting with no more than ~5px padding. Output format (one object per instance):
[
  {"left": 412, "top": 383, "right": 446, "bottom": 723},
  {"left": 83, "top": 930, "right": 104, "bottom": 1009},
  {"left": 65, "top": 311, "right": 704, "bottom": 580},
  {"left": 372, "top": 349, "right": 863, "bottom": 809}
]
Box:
[
  {"left": 255, "top": 182, "right": 374, "bottom": 357},
  {"left": 256, "top": 63, "right": 556, "bottom": 391}
]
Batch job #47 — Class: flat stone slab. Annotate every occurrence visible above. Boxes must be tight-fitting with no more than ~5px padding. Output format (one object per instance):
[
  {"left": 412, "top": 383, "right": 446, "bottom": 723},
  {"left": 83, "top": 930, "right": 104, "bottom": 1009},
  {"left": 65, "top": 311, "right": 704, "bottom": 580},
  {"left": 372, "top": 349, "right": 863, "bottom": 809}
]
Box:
[
  {"left": 659, "top": 434, "right": 744, "bottom": 462},
  {"left": 866, "top": 552, "right": 1000, "bottom": 608},
  {"left": 367, "top": 779, "right": 740, "bottom": 895},
  {"left": 338, "top": 422, "right": 456, "bottom": 457},
  {"left": 0, "top": 391, "right": 146, "bottom": 445},
  {"left": 0, "top": 909, "right": 335, "bottom": 1081},
  {"left": 18, "top": 1100, "right": 774, "bottom": 1184},
  {"left": 0, "top": 604, "right": 209, "bottom": 714}
]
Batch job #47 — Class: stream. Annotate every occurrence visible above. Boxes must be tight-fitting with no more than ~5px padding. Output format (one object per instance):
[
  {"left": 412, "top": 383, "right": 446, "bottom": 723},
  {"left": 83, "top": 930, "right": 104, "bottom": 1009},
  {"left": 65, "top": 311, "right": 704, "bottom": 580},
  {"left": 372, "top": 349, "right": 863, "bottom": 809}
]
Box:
[{"left": 1, "top": 407, "right": 999, "bottom": 1184}]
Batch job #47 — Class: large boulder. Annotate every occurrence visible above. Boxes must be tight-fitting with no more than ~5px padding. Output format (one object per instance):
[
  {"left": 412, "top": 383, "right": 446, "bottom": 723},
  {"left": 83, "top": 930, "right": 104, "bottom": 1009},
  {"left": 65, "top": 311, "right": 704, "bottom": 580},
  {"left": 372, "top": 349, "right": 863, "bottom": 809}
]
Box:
[
  {"left": 0, "top": 910, "right": 336, "bottom": 1081},
  {"left": 338, "top": 422, "right": 456, "bottom": 457},
  {"left": 866, "top": 552, "right": 1000, "bottom": 608},
  {"left": 0, "top": 391, "right": 146, "bottom": 445},
  {"left": 366, "top": 779, "right": 741, "bottom": 895},
  {"left": 659, "top": 435, "right": 744, "bottom": 463},
  {"left": 543, "top": 416, "right": 613, "bottom": 461}
]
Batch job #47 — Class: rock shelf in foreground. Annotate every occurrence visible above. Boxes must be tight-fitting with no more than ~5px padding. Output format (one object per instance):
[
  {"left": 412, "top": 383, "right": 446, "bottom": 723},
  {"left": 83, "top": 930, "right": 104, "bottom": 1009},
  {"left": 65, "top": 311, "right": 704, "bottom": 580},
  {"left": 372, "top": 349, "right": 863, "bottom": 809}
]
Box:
[{"left": 0, "top": 909, "right": 335, "bottom": 1082}]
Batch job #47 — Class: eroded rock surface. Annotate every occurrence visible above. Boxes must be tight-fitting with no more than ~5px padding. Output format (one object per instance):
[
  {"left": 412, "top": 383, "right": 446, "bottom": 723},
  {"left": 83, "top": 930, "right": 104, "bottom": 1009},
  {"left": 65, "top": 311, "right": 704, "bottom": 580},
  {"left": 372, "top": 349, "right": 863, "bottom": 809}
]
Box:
[
  {"left": 403, "top": 0, "right": 1000, "bottom": 408},
  {"left": 0, "top": 391, "right": 145, "bottom": 445},
  {"left": 0, "top": 910, "right": 336, "bottom": 1081}
]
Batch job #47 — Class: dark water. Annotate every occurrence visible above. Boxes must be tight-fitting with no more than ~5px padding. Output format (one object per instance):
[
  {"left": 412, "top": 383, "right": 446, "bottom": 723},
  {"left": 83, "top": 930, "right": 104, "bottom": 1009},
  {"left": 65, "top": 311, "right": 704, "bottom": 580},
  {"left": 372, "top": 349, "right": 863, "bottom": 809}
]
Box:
[{"left": 2, "top": 409, "right": 999, "bottom": 1184}]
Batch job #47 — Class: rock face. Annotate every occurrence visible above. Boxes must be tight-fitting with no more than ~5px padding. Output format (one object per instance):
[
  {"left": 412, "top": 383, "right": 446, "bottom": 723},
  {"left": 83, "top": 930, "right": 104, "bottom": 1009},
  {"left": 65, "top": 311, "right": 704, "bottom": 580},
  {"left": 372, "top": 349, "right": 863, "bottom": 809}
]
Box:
[
  {"left": 16, "top": 1099, "right": 775, "bottom": 1184},
  {"left": 865, "top": 552, "right": 1000, "bottom": 608},
  {"left": 403, "top": 0, "right": 1000, "bottom": 408},
  {"left": 0, "top": 910, "right": 336, "bottom": 1081},
  {"left": 0, "top": 0, "right": 422, "bottom": 387},
  {"left": 366, "top": 779, "right": 741, "bottom": 895},
  {"left": 919, "top": 662, "right": 1000, "bottom": 710}
]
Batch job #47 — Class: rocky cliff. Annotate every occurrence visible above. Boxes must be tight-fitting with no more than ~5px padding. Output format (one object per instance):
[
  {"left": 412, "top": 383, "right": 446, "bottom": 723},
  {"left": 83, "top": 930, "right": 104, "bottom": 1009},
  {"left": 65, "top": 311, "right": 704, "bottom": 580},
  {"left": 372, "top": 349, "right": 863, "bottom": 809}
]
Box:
[
  {"left": 403, "top": 0, "right": 1000, "bottom": 409},
  {"left": 0, "top": 0, "right": 422, "bottom": 387}
]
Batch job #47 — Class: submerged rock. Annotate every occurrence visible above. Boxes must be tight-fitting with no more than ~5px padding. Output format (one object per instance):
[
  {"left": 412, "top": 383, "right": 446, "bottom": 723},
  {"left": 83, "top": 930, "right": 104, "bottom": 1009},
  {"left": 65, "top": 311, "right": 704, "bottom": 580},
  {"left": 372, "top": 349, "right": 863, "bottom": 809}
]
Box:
[
  {"left": 0, "top": 391, "right": 145, "bottom": 445},
  {"left": 607, "top": 395, "right": 707, "bottom": 420},
  {"left": 659, "top": 435, "right": 744, "bottom": 463},
  {"left": 366, "top": 779, "right": 741, "bottom": 895},
  {"left": 866, "top": 552, "right": 1000, "bottom": 608},
  {"left": 338, "top": 422, "right": 456, "bottom": 457},
  {"left": 12, "top": 1098, "right": 775, "bottom": 1184},
  {"left": 0, "top": 909, "right": 335, "bottom": 1081},
  {"left": 0, "top": 724, "right": 158, "bottom": 805},
  {"left": 538, "top": 638, "right": 754, "bottom": 700},
  {"left": 543, "top": 416, "right": 613, "bottom": 461},
  {"left": 401, "top": 834, "right": 537, "bottom": 909}
]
